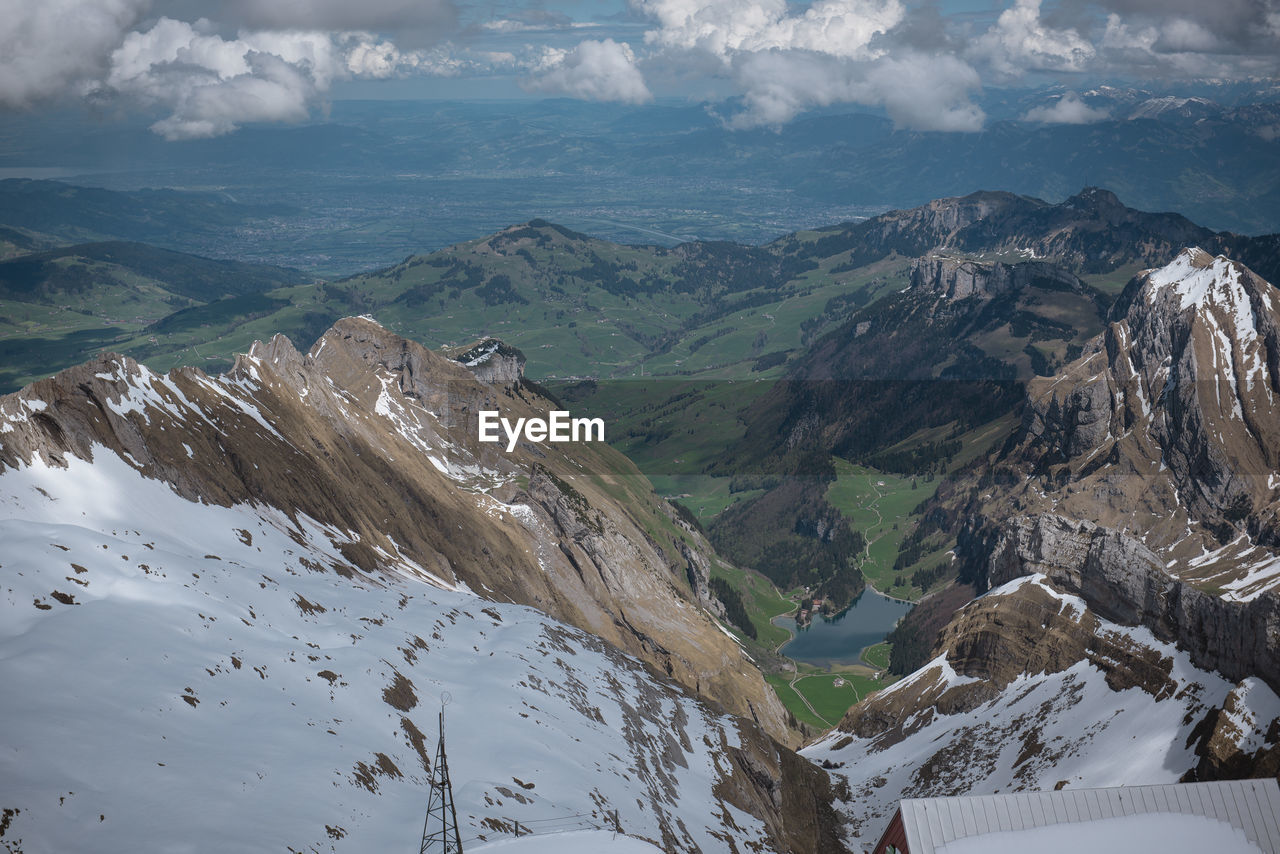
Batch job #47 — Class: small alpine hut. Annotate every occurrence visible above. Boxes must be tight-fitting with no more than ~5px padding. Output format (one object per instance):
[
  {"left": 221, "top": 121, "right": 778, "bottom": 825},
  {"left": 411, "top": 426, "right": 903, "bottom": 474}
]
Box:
[{"left": 871, "top": 779, "right": 1280, "bottom": 854}]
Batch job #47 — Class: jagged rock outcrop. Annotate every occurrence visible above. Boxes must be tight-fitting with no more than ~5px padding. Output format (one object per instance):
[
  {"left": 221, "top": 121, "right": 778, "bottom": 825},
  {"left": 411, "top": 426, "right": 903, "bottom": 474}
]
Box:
[
  {"left": 837, "top": 575, "right": 1184, "bottom": 747},
  {"left": 846, "top": 190, "right": 1028, "bottom": 258},
  {"left": 446, "top": 338, "right": 527, "bottom": 388},
  {"left": 716, "top": 723, "right": 850, "bottom": 853},
  {"left": 807, "top": 571, "right": 1280, "bottom": 846},
  {"left": 910, "top": 254, "right": 1088, "bottom": 302},
  {"left": 980, "top": 515, "right": 1280, "bottom": 696},
  {"left": 818, "top": 247, "right": 1280, "bottom": 845},
  {"left": 677, "top": 539, "right": 725, "bottom": 618},
  {"left": 1021, "top": 249, "right": 1280, "bottom": 541},
  {"left": 924, "top": 248, "right": 1280, "bottom": 779},
  {"left": 1184, "top": 678, "right": 1280, "bottom": 783}
]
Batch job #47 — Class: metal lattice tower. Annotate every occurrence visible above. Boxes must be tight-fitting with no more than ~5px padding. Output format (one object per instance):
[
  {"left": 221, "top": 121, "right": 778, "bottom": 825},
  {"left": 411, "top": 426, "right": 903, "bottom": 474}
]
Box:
[{"left": 419, "top": 701, "right": 464, "bottom": 854}]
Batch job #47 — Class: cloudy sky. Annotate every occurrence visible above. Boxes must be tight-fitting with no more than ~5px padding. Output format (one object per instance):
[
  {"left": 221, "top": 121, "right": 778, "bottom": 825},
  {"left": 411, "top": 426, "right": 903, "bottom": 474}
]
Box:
[{"left": 1, "top": 0, "right": 1277, "bottom": 138}]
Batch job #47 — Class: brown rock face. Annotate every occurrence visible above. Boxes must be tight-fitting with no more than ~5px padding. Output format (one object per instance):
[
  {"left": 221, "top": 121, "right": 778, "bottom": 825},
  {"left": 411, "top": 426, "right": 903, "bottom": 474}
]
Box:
[
  {"left": 0, "top": 317, "right": 792, "bottom": 746},
  {"left": 954, "top": 248, "right": 1280, "bottom": 601},
  {"left": 714, "top": 721, "right": 851, "bottom": 853},
  {"left": 854, "top": 249, "right": 1280, "bottom": 794},
  {"left": 980, "top": 515, "right": 1280, "bottom": 699},
  {"left": 1184, "top": 679, "right": 1280, "bottom": 783},
  {"left": 1018, "top": 249, "right": 1280, "bottom": 551},
  {"left": 811, "top": 570, "right": 1278, "bottom": 848}
]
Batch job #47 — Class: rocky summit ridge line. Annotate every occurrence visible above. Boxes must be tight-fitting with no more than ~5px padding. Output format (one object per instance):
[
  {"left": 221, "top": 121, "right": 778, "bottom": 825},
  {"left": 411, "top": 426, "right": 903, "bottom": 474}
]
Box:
[
  {"left": 1, "top": 316, "right": 789, "bottom": 734},
  {"left": 964, "top": 247, "right": 1280, "bottom": 599},
  {"left": 0, "top": 316, "right": 848, "bottom": 853}
]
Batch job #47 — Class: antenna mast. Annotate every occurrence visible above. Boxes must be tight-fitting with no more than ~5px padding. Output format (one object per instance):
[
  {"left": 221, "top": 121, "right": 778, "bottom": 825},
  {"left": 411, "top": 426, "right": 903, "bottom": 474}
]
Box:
[{"left": 419, "top": 694, "right": 464, "bottom": 854}]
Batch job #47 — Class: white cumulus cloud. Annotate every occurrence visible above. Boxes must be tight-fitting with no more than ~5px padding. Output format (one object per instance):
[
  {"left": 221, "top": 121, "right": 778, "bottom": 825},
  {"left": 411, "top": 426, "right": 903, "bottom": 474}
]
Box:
[
  {"left": 724, "top": 50, "right": 984, "bottom": 131},
  {"left": 863, "top": 53, "right": 986, "bottom": 131},
  {"left": 970, "top": 0, "right": 1096, "bottom": 76},
  {"left": 725, "top": 51, "right": 860, "bottom": 127},
  {"left": 524, "top": 39, "right": 652, "bottom": 103},
  {"left": 1022, "top": 91, "right": 1110, "bottom": 124},
  {"left": 99, "top": 17, "right": 433, "bottom": 139},
  {"left": 627, "top": 0, "right": 988, "bottom": 131},
  {"left": 0, "top": 0, "right": 150, "bottom": 108},
  {"left": 634, "top": 0, "right": 904, "bottom": 62}
]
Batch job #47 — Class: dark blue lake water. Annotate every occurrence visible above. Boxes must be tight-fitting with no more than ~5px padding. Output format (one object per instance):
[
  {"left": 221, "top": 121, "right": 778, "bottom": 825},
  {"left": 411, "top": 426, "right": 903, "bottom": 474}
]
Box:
[{"left": 772, "top": 588, "right": 913, "bottom": 669}]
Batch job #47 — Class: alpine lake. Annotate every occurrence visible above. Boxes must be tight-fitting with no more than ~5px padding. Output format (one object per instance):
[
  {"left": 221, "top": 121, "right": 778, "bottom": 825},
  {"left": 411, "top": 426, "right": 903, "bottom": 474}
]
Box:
[{"left": 772, "top": 588, "right": 912, "bottom": 669}]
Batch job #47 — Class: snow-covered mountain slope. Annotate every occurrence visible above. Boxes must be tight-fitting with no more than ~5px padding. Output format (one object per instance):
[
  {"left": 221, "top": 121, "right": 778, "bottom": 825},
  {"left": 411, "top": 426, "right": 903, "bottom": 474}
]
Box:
[
  {"left": 0, "top": 450, "right": 791, "bottom": 852},
  {"left": 803, "top": 574, "right": 1280, "bottom": 846},
  {"left": 0, "top": 320, "right": 845, "bottom": 853},
  {"left": 0, "top": 317, "right": 790, "bottom": 744},
  {"left": 472, "top": 831, "right": 665, "bottom": 852}
]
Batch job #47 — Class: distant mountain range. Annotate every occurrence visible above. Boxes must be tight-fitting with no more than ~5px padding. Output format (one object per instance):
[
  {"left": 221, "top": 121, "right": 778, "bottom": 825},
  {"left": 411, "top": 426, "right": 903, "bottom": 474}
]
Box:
[{"left": 1, "top": 85, "right": 1278, "bottom": 272}]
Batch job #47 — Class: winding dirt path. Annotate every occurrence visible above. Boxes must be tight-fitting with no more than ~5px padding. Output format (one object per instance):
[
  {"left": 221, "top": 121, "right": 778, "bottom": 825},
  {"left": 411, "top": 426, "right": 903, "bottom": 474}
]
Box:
[{"left": 787, "top": 674, "right": 834, "bottom": 728}]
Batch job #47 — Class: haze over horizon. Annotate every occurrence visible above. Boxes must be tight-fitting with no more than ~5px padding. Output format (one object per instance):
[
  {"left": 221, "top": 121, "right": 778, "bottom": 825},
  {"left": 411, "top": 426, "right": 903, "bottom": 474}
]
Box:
[{"left": 3, "top": 0, "right": 1279, "bottom": 141}]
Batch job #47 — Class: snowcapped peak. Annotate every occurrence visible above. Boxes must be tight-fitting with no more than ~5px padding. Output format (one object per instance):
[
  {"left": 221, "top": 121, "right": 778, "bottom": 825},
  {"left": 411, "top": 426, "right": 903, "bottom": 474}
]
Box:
[{"left": 1142, "top": 247, "right": 1267, "bottom": 323}]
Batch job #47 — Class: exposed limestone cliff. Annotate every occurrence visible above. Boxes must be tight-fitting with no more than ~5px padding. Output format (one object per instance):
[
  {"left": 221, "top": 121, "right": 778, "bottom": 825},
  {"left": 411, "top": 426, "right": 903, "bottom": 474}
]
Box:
[
  {"left": 815, "top": 248, "right": 1280, "bottom": 844},
  {"left": 935, "top": 249, "right": 1280, "bottom": 778},
  {"left": 838, "top": 576, "right": 1185, "bottom": 748},
  {"left": 910, "top": 254, "right": 1090, "bottom": 302},
  {"left": 980, "top": 515, "right": 1280, "bottom": 697},
  {"left": 445, "top": 337, "right": 527, "bottom": 388}
]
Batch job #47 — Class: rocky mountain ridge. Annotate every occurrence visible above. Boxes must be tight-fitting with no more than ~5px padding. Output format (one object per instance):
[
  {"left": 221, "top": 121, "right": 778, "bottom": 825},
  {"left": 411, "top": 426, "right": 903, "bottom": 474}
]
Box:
[
  {"left": 0, "top": 442, "right": 843, "bottom": 852},
  {"left": 805, "top": 248, "right": 1280, "bottom": 844},
  {"left": 909, "top": 253, "right": 1094, "bottom": 303},
  {"left": 0, "top": 316, "right": 858, "bottom": 852},
  {"left": 806, "top": 572, "right": 1280, "bottom": 844},
  {"left": 980, "top": 515, "right": 1280, "bottom": 696},
  {"left": 779, "top": 187, "right": 1280, "bottom": 288},
  {"left": 0, "top": 317, "right": 793, "bottom": 742},
  {"left": 962, "top": 248, "right": 1280, "bottom": 597},
  {"left": 724, "top": 249, "right": 1106, "bottom": 473}
]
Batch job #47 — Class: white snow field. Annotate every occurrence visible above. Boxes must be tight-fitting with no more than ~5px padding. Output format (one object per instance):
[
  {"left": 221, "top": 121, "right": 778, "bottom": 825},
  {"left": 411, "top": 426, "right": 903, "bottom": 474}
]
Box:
[
  {"left": 803, "top": 574, "right": 1280, "bottom": 846},
  {"left": 471, "top": 829, "right": 665, "bottom": 852},
  {"left": 0, "top": 448, "right": 773, "bottom": 853}
]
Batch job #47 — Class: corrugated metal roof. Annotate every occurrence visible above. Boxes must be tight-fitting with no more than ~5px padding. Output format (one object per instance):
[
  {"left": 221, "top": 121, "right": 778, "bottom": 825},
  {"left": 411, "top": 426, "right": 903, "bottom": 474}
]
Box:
[{"left": 896, "top": 780, "right": 1280, "bottom": 854}]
